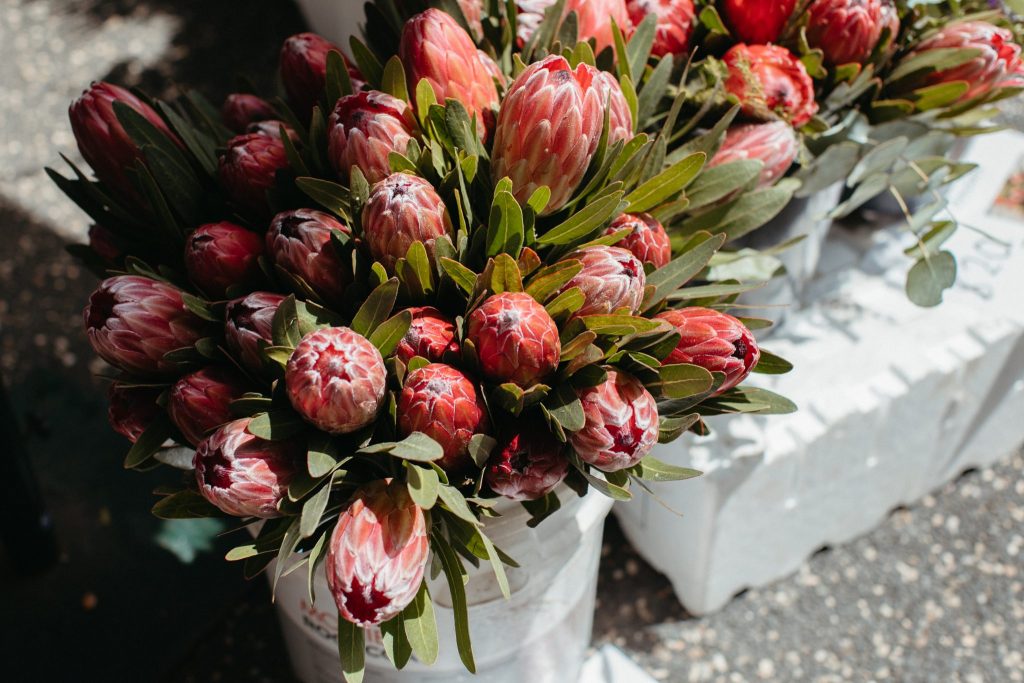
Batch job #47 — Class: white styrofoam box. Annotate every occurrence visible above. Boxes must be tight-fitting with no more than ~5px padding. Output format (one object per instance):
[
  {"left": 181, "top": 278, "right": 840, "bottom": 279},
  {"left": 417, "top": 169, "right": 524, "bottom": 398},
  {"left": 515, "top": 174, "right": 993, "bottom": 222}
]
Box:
[{"left": 616, "top": 131, "right": 1024, "bottom": 615}]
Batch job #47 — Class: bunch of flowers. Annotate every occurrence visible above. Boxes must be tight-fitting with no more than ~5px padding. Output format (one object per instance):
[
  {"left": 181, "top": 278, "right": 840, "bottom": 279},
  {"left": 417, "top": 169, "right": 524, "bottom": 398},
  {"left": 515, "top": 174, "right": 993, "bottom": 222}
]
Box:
[{"left": 53, "top": 9, "right": 796, "bottom": 678}]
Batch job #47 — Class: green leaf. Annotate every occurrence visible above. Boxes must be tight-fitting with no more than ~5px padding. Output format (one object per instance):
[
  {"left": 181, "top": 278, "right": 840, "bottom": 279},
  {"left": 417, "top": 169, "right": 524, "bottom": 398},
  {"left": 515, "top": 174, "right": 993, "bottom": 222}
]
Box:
[
  {"left": 306, "top": 531, "right": 328, "bottom": 604},
  {"left": 124, "top": 415, "right": 173, "bottom": 469},
  {"left": 307, "top": 435, "right": 341, "bottom": 479},
  {"left": 629, "top": 456, "right": 702, "bottom": 482},
  {"left": 684, "top": 160, "right": 762, "bottom": 210},
  {"left": 438, "top": 485, "right": 478, "bottom": 524},
  {"left": 351, "top": 278, "right": 399, "bottom": 336},
  {"left": 545, "top": 287, "right": 586, "bottom": 321},
  {"left": 299, "top": 482, "right": 332, "bottom": 538},
  {"left": 544, "top": 385, "right": 586, "bottom": 432},
  {"left": 151, "top": 489, "right": 223, "bottom": 519},
  {"left": 487, "top": 190, "right": 525, "bottom": 257},
  {"left": 380, "top": 612, "right": 413, "bottom": 670},
  {"left": 701, "top": 387, "right": 798, "bottom": 415},
  {"left": 490, "top": 253, "right": 524, "bottom": 293},
  {"left": 525, "top": 259, "right": 583, "bottom": 303},
  {"left": 581, "top": 314, "right": 664, "bottom": 336},
  {"left": 381, "top": 55, "right": 410, "bottom": 102},
  {"left": 752, "top": 350, "right": 793, "bottom": 375},
  {"left": 440, "top": 258, "right": 477, "bottom": 295},
  {"left": 643, "top": 232, "right": 726, "bottom": 310},
  {"left": 360, "top": 432, "right": 444, "bottom": 462},
  {"left": 296, "top": 177, "right": 352, "bottom": 218},
  {"left": 467, "top": 433, "right": 498, "bottom": 468},
  {"left": 568, "top": 452, "right": 632, "bottom": 500},
  {"left": 337, "top": 616, "right": 365, "bottom": 683},
  {"left": 407, "top": 464, "right": 440, "bottom": 509},
  {"left": 432, "top": 534, "right": 476, "bottom": 673},
  {"left": 625, "top": 152, "right": 705, "bottom": 213},
  {"left": 850, "top": 137, "right": 908, "bottom": 185},
  {"left": 659, "top": 363, "right": 714, "bottom": 399},
  {"left": 683, "top": 184, "right": 794, "bottom": 243},
  {"left": 369, "top": 310, "right": 412, "bottom": 356},
  {"left": 476, "top": 528, "right": 511, "bottom": 600},
  {"left": 522, "top": 492, "right": 562, "bottom": 528},
  {"left": 247, "top": 410, "right": 307, "bottom": 441},
  {"left": 403, "top": 582, "right": 439, "bottom": 664},
  {"left": 906, "top": 250, "right": 957, "bottom": 307},
  {"left": 536, "top": 191, "right": 626, "bottom": 245}
]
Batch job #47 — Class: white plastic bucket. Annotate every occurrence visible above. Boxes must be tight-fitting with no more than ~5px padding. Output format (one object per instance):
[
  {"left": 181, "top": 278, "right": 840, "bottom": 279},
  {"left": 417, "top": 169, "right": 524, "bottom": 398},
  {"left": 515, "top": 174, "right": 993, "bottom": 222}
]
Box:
[
  {"left": 270, "top": 486, "right": 614, "bottom": 683},
  {"left": 294, "top": 0, "right": 368, "bottom": 49}
]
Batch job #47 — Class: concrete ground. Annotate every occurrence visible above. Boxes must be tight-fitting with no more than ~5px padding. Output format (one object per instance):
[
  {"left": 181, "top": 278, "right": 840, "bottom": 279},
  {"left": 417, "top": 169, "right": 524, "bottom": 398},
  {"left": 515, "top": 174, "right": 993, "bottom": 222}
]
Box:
[{"left": 0, "top": 1, "right": 1021, "bottom": 681}]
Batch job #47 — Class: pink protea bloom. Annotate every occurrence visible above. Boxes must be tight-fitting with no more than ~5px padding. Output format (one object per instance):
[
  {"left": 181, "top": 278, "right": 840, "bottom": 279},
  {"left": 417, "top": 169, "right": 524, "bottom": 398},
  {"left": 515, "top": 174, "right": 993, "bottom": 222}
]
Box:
[
  {"left": 486, "top": 427, "right": 568, "bottom": 501},
  {"left": 564, "top": 0, "right": 633, "bottom": 55},
  {"left": 280, "top": 32, "right": 365, "bottom": 118},
  {"left": 326, "top": 480, "right": 429, "bottom": 627},
  {"left": 395, "top": 306, "right": 459, "bottom": 364},
  {"left": 720, "top": 0, "right": 797, "bottom": 45},
  {"left": 593, "top": 71, "right": 634, "bottom": 144},
  {"left": 361, "top": 173, "right": 452, "bottom": 273},
  {"left": 224, "top": 292, "right": 286, "bottom": 373},
  {"left": 193, "top": 417, "right": 303, "bottom": 519},
  {"left": 265, "top": 209, "right": 352, "bottom": 306},
  {"left": 218, "top": 133, "right": 290, "bottom": 219},
  {"left": 83, "top": 276, "right": 208, "bottom": 376},
  {"left": 222, "top": 93, "right": 277, "bottom": 132},
  {"left": 466, "top": 292, "right": 561, "bottom": 387},
  {"left": 515, "top": 0, "right": 557, "bottom": 45},
  {"left": 723, "top": 44, "right": 818, "bottom": 126},
  {"left": 327, "top": 90, "right": 416, "bottom": 185},
  {"left": 626, "top": 0, "right": 696, "bottom": 58},
  {"left": 107, "top": 383, "right": 164, "bottom": 443},
  {"left": 490, "top": 55, "right": 604, "bottom": 215},
  {"left": 571, "top": 370, "right": 658, "bottom": 472},
  {"left": 478, "top": 50, "right": 506, "bottom": 89},
  {"left": 806, "top": 0, "right": 893, "bottom": 66},
  {"left": 456, "top": 0, "right": 485, "bottom": 39},
  {"left": 907, "top": 21, "right": 1024, "bottom": 102},
  {"left": 655, "top": 307, "right": 760, "bottom": 394},
  {"left": 708, "top": 120, "right": 799, "bottom": 188},
  {"left": 286, "top": 327, "right": 387, "bottom": 435},
  {"left": 184, "top": 222, "right": 264, "bottom": 299},
  {"left": 168, "top": 367, "right": 250, "bottom": 447},
  {"left": 605, "top": 213, "right": 671, "bottom": 268},
  {"left": 558, "top": 245, "right": 646, "bottom": 317}
]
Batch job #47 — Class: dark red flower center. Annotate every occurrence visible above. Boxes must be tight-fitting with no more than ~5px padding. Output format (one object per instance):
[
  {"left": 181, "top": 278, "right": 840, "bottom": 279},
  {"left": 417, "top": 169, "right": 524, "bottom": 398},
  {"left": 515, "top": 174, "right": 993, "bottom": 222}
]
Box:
[
  {"left": 86, "top": 289, "right": 118, "bottom": 329},
  {"left": 277, "top": 213, "right": 308, "bottom": 239},
  {"left": 204, "top": 448, "right": 234, "bottom": 489},
  {"left": 343, "top": 576, "right": 389, "bottom": 624},
  {"left": 229, "top": 301, "right": 261, "bottom": 330},
  {"left": 610, "top": 418, "right": 643, "bottom": 456},
  {"left": 732, "top": 339, "right": 748, "bottom": 361}
]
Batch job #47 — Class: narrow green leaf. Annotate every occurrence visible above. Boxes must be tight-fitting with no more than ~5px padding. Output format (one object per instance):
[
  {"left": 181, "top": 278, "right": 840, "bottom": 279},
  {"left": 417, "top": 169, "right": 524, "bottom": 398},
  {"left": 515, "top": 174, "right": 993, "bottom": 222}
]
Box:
[
  {"left": 625, "top": 153, "right": 706, "bottom": 213},
  {"left": 124, "top": 416, "right": 173, "bottom": 469},
  {"left": 337, "top": 616, "right": 366, "bottom": 683},
  {"left": 629, "top": 456, "right": 702, "bottom": 482},
  {"left": 432, "top": 534, "right": 476, "bottom": 673},
  {"left": 351, "top": 278, "right": 399, "bottom": 336},
  {"left": 368, "top": 310, "right": 412, "bottom": 357},
  {"left": 402, "top": 582, "right": 439, "bottom": 665},
  {"left": 752, "top": 350, "right": 793, "bottom": 375}
]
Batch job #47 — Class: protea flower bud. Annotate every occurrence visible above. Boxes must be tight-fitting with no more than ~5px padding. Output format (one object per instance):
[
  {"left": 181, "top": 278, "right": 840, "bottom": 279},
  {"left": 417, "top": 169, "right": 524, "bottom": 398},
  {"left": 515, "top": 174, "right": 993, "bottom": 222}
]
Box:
[
  {"left": 400, "top": 9, "right": 500, "bottom": 135},
  {"left": 594, "top": 71, "right": 633, "bottom": 144},
  {"left": 84, "top": 276, "right": 208, "bottom": 376},
  {"left": 486, "top": 427, "right": 568, "bottom": 501},
  {"left": 491, "top": 55, "right": 603, "bottom": 215},
  {"left": 327, "top": 91, "right": 416, "bottom": 185},
  {"left": 806, "top": 0, "right": 892, "bottom": 66},
  {"left": 626, "top": 0, "right": 696, "bottom": 58},
  {"left": 168, "top": 367, "right": 250, "bottom": 447},
  {"left": 605, "top": 213, "right": 671, "bottom": 268},
  {"left": 457, "top": 0, "right": 485, "bottom": 39},
  {"left": 724, "top": 44, "right": 818, "bottom": 126},
  {"left": 397, "top": 363, "right": 489, "bottom": 471},
  {"left": 245, "top": 120, "right": 300, "bottom": 141},
  {"left": 564, "top": 0, "right": 632, "bottom": 55},
  {"left": 655, "top": 307, "right": 760, "bottom": 394},
  {"left": 326, "top": 480, "right": 429, "bottom": 627},
  {"left": 361, "top": 173, "right": 452, "bottom": 272},
  {"left": 184, "top": 222, "right": 264, "bottom": 299},
  {"left": 720, "top": 0, "right": 797, "bottom": 45},
  {"left": 558, "top": 246, "right": 646, "bottom": 317},
  {"left": 478, "top": 50, "right": 506, "bottom": 89},
  {"left": 280, "top": 32, "right": 365, "bottom": 119},
  {"left": 466, "top": 292, "right": 560, "bottom": 387},
  {"left": 219, "top": 133, "right": 290, "bottom": 219},
  {"left": 265, "top": 209, "right": 352, "bottom": 306},
  {"left": 224, "top": 292, "right": 286, "bottom": 373},
  {"left": 194, "top": 417, "right": 303, "bottom": 519},
  {"left": 222, "top": 93, "right": 277, "bottom": 132},
  {"left": 571, "top": 370, "right": 658, "bottom": 472},
  {"left": 286, "top": 327, "right": 387, "bottom": 435},
  {"left": 708, "top": 120, "right": 799, "bottom": 188},
  {"left": 516, "top": 0, "right": 557, "bottom": 45},
  {"left": 107, "top": 383, "right": 163, "bottom": 443},
  {"left": 395, "top": 306, "right": 459, "bottom": 364},
  {"left": 88, "top": 224, "right": 123, "bottom": 264}
]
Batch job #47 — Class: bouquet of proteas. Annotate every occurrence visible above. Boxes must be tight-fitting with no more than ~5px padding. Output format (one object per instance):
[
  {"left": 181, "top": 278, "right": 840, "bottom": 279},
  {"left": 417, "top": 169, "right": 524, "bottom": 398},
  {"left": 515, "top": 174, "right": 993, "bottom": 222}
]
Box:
[{"left": 52, "top": 7, "right": 795, "bottom": 678}]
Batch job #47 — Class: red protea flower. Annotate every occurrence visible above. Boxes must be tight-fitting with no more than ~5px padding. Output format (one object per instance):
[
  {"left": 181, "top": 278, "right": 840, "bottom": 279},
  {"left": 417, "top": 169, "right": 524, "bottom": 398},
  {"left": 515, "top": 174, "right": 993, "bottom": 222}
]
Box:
[
  {"left": 218, "top": 133, "right": 290, "bottom": 219},
  {"left": 478, "top": 50, "right": 506, "bottom": 89},
  {"left": 285, "top": 327, "right": 387, "bottom": 434},
  {"left": 326, "top": 480, "right": 429, "bottom": 627},
  {"left": 361, "top": 173, "right": 452, "bottom": 272},
  {"left": 395, "top": 306, "right": 459, "bottom": 364},
  {"left": 224, "top": 292, "right": 286, "bottom": 373},
  {"left": 222, "top": 93, "right": 277, "bottom": 132},
  {"left": 593, "top": 70, "right": 634, "bottom": 145},
  {"left": 806, "top": 0, "right": 892, "bottom": 66},
  {"left": 88, "top": 224, "right": 123, "bottom": 264},
  {"left": 606, "top": 213, "right": 671, "bottom": 268},
  {"left": 466, "top": 292, "right": 560, "bottom": 387},
  {"left": 397, "top": 363, "right": 489, "bottom": 472},
  {"left": 107, "top": 383, "right": 163, "bottom": 443},
  {"left": 193, "top": 417, "right": 303, "bottom": 519},
  {"left": 558, "top": 245, "right": 646, "bottom": 317},
  {"left": 265, "top": 209, "right": 352, "bottom": 306},
  {"left": 571, "top": 370, "right": 658, "bottom": 472},
  {"left": 456, "top": 0, "right": 485, "bottom": 39},
  {"left": 486, "top": 427, "right": 568, "bottom": 501},
  {"left": 400, "top": 9, "right": 500, "bottom": 135},
  {"left": 327, "top": 91, "right": 416, "bottom": 185},
  {"left": 720, "top": 0, "right": 797, "bottom": 45},
  {"left": 564, "top": 0, "right": 632, "bottom": 55},
  {"left": 655, "top": 307, "right": 760, "bottom": 394},
  {"left": 723, "top": 44, "right": 818, "bottom": 126},
  {"left": 516, "top": 0, "right": 557, "bottom": 45},
  {"left": 708, "top": 120, "right": 799, "bottom": 188},
  {"left": 184, "top": 222, "right": 264, "bottom": 299},
  {"left": 83, "top": 276, "right": 208, "bottom": 376},
  {"left": 491, "top": 55, "right": 604, "bottom": 215},
  {"left": 280, "top": 32, "right": 365, "bottom": 119},
  {"left": 626, "top": 0, "right": 696, "bottom": 58},
  {"left": 168, "top": 367, "right": 250, "bottom": 447}
]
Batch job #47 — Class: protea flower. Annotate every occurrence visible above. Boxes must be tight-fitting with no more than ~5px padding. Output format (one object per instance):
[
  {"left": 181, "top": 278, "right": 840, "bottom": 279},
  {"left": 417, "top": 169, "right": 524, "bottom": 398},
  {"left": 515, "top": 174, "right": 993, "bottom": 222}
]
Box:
[
  {"left": 456, "top": 0, "right": 484, "bottom": 39},
  {"left": 280, "top": 32, "right": 364, "bottom": 119},
  {"left": 655, "top": 307, "right": 760, "bottom": 394},
  {"left": 183, "top": 222, "right": 265, "bottom": 299},
  {"left": 400, "top": 9, "right": 500, "bottom": 135},
  {"left": 558, "top": 246, "right": 646, "bottom": 317},
  {"left": 395, "top": 306, "right": 459, "bottom": 364},
  {"left": 593, "top": 71, "right": 633, "bottom": 144},
  {"left": 626, "top": 0, "right": 696, "bottom": 58},
  {"left": 466, "top": 292, "right": 560, "bottom": 387},
  {"left": 605, "top": 213, "right": 671, "bottom": 268},
  {"left": 720, "top": 0, "right": 797, "bottom": 45},
  {"left": 516, "top": 0, "right": 557, "bottom": 45},
  {"left": 485, "top": 427, "right": 568, "bottom": 501},
  {"left": 327, "top": 91, "right": 416, "bottom": 185},
  {"left": 571, "top": 370, "right": 658, "bottom": 472},
  {"left": 224, "top": 292, "right": 286, "bottom": 373},
  {"left": 193, "top": 417, "right": 303, "bottom": 519},
  {"left": 564, "top": 0, "right": 632, "bottom": 55},
  {"left": 361, "top": 173, "right": 452, "bottom": 272},
  {"left": 285, "top": 327, "right": 387, "bottom": 435},
  {"left": 478, "top": 50, "right": 506, "bottom": 89},
  {"left": 265, "top": 209, "right": 352, "bottom": 306},
  {"left": 218, "top": 133, "right": 290, "bottom": 219},
  {"left": 397, "top": 363, "right": 489, "bottom": 472},
  {"left": 83, "top": 276, "right": 208, "bottom": 376},
  {"left": 723, "top": 44, "right": 818, "bottom": 126},
  {"left": 168, "top": 367, "right": 250, "bottom": 447},
  {"left": 107, "top": 383, "right": 164, "bottom": 443},
  {"left": 490, "top": 55, "right": 603, "bottom": 215},
  {"left": 245, "top": 120, "right": 300, "bottom": 141},
  {"left": 222, "top": 93, "right": 277, "bottom": 132},
  {"left": 326, "top": 480, "right": 429, "bottom": 627},
  {"left": 806, "top": 0, "right": 894, "bottom": 66},
  {"left": 708, "top": 120, "right": 799, "bottom": 188}
]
